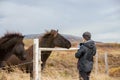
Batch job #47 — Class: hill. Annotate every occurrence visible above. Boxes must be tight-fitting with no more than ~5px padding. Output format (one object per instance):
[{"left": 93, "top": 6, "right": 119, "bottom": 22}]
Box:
[{"left": 24, "top": 33, "right": 82, "bottom": 43}]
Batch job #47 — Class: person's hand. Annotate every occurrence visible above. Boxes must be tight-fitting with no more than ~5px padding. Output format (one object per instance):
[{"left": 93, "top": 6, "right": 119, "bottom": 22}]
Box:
[{"left": 80, "top": 43, "right": 84, "bottom": 46}]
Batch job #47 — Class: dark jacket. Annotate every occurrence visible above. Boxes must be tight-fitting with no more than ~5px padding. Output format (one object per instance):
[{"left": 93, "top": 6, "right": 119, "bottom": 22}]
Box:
[{"left": 75, "top": 40, "right": 96, "bottom": 72}]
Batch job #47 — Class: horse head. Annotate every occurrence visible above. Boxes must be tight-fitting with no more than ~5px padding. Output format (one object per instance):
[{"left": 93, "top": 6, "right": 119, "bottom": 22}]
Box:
[
  {"left": 40, "top": 29, "right": 71, "bottom": 48},
  {"left": 40, "top": 29, "right": 71, "bottom": 70},
  {"left": 51, "top": 29, "right": 71, "bottom": 48},
  {"left": 0, "top": 33, "right": 27, "bottom": 62}
]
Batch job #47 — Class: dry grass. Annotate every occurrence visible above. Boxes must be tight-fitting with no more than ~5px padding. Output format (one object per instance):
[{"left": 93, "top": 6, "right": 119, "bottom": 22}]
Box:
[
  {"left": 91, "top": 73, "right": 120, "bottom": 80},
  {"left": 23, "top": 39, "right": 33, "bottom": 49},
  {"left": 109, "top": 67, "right": 120, "bottom": 77},
  {"left": 0, "top": 69, "right": 30, "bottom": 80},
  {"left": 0, "top": 40, "right": 120, "bottom": 80}
]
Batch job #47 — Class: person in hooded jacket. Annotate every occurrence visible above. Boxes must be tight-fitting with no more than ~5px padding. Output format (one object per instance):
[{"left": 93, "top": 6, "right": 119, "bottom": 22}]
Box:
[{"left": 75, "top": 32, "right": 96, "bottom": 80}]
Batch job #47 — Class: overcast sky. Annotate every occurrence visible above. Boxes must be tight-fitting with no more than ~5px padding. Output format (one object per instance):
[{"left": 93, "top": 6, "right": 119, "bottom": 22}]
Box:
[{"left": 0, "top": 0, "right": 120, "bottom": 43}]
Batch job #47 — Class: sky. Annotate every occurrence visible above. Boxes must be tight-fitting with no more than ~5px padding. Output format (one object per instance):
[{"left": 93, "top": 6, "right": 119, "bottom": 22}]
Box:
[{"left": 0, "top": 0, "right": 120, "bottom": 43}]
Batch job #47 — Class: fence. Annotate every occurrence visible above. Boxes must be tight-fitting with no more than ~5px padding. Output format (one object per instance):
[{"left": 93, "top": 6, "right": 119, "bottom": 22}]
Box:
[
  {"left": 33, "top": 39, "right": 109, "bottom": 80},
  {"left": 95, "top": 52, "right": 109, "bottom": 75},
  {"left": 33, "top": 39, "right": 79, "bottom": 80}
]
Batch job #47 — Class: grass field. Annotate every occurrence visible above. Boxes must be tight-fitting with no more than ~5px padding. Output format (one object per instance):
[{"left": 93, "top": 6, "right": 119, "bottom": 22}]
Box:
[{"left": 0, "top": 39, "right": 120, "bottom": 80}]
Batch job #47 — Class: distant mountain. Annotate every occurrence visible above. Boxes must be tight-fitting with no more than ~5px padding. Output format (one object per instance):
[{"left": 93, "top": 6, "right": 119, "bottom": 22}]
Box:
[
  {"left": 24, "top": 34, "right": 43, "bottom": 39},
  {"left": 24, "top": 33, "right": 82, "bottom": 43},
  {"left": 62, "top": 34, "right": 82, "bottom": 43}
]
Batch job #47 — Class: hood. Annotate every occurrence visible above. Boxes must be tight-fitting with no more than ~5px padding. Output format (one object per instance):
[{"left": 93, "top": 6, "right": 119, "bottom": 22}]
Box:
[{"left": 80, "top": 40, "right": 95, "bottom": 49}]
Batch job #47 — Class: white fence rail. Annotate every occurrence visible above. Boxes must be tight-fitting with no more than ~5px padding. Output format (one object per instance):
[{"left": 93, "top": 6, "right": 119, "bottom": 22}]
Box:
[{"left": 40, "top": 47, "right": 79, "bottom": 51}]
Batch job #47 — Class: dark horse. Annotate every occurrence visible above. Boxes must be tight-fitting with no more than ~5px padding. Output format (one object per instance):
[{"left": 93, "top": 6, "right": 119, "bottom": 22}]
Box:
[
  {"left": 40, "top": 29, "right": 71, "bottom": 69},
  {"left": 0, "top": 32, "right": 27, "bottom": 68},
  {"left": 25, "top": 29, "right": 71, "bottom": 78}
]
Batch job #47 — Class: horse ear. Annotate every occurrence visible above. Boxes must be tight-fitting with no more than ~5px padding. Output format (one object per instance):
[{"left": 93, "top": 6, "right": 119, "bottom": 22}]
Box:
[
  {"left": 51, "top": 29, "right": 58, "bottom": 37},
  {"left": 54, "top": 31, "right": 58, "bottom": 37}
]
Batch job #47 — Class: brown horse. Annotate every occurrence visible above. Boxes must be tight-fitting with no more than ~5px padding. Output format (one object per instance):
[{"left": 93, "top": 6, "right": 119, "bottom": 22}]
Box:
[
  {"left": 0, "top": 32, "right": 27, "bottom": 68},
  {"left": 40, "top": 29, "right": 71, "bottom": 69},
  {"left": 25, "top": 29, "right": 71, "bottom": 77}
]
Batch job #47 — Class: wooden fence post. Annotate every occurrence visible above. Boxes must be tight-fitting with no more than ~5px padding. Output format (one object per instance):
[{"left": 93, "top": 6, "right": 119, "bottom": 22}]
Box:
[
  {"left": 33, "top": 39, "right": 40, "bottom": 80},
  {"left": 105, "top": 52, "right": 109, "bottom": 75},
  {"left": 95, "top": 52, "right": 98, "bottom": 74},
  {"left": 38, "top": 48, "right": 41, "bottom": 80}
]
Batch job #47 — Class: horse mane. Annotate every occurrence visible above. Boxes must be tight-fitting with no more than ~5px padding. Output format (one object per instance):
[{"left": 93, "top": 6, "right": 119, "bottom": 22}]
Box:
[
  {"left": 42, "top": 30, "right": 52, "bottom": 38},
  {"left": 41, "top": 29, "right": 58, "bottom": 38},
  {"left": 39, "top": 30, "right": 58, "bottom": 46},
  {"left": 1, "top": 32, "right": 24, "bottom": 39},
  {"left": 0, "top": 32, "right": 24, "bottom": 49}
]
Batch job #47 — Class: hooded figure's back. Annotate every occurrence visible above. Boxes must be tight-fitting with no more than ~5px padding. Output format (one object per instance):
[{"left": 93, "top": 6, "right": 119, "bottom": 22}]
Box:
[{"left": 75, "top": 40, "right": 96, "bottom": 72}]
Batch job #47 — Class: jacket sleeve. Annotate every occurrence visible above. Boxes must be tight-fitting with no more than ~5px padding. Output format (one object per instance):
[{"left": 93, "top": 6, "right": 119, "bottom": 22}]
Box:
[
  {"left": 75, "top": 46, "right": 85, "bottom": 58},
  {"left": 93, "top": 46, "right": 96, "bottom": 56}
]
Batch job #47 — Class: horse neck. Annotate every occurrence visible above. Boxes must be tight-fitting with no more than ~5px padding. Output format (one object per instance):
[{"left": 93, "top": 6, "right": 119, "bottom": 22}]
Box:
[
  {"left": 39, "top": 38, "right": 55, "bottom": 48},
  {"left": 0, "top": 49, "right": 6, "bottom": 61},
  {"left": 0, "top": 48, "right": 13, "bottom": 62},
  {"left": 0, "top": 38, "right": 19, "bottom": 61},
  {"left": 1, "top": 38, "right": 18, "bottom": 50},
  {"left": 39, "top": 38, "right": 54, "bottom": 58},
  {"left": 26, "top": 45, "right": 33, "bottom": 60}
]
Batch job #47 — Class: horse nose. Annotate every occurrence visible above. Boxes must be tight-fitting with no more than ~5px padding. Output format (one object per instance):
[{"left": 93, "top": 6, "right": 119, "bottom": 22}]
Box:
[
  {"left": 67, "top": 43, "right": 71, "bottom": 48},
  {"left": 68, "top": 44, "right": 71, "bottom": 48}
]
